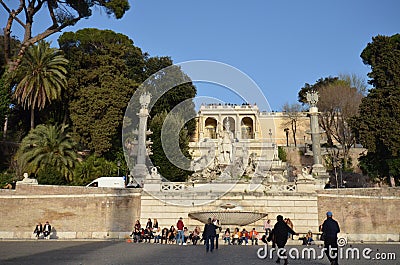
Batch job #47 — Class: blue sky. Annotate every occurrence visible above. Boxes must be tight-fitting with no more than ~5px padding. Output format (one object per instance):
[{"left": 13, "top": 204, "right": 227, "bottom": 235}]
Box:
[{"left": 1, "top": 0, "right": 399, "bottom": 111}]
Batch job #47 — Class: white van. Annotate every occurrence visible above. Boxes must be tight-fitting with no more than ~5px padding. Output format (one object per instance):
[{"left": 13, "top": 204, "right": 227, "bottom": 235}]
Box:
[{"left": 86, "top": 177, "right": 125, "bottom": 188}]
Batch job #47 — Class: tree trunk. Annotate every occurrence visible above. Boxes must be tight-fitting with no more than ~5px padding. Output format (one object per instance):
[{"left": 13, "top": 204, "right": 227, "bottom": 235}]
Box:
[
  {"left": 30, "top": 108, "right": 35, "bottom": 130},
  {"left": 292, "top": 120, "right": 297, "bottom": 147},
  {"left": 3, "top": 114, "right": 8, "bottom": 140}
]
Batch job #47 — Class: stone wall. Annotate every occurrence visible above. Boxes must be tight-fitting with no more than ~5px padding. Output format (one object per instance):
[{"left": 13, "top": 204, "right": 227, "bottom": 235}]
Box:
[
  {"left": 0, "top": 184, "right": 141, "bottom": 239},
  {"left": 2, "top": 183, "right": 398, "bottom": 242},
  {"left": 317, "top": 188, "right": 400, "bottom": 242},
  {"left": 140, "top": 189, "right": 319, "bottom": 234}
]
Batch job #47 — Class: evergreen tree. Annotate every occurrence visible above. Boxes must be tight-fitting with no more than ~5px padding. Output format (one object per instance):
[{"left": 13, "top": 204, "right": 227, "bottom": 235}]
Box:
[
  {"left": 58, "top": 28, "right": 143, "bottom": 156},
  {"left": 351, "top": 34, "right": 400, "bottom": 185},
  {"left": 149, "top": 111, "right": 192, "bottom": 182}
]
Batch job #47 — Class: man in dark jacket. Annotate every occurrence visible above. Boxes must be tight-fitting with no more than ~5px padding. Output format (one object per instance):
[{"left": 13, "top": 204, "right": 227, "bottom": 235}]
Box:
[
  {"left": 203, "top": 218, "right": 216, "bottom": 252},
  {"left": 321, "top": 211, "right": 340, "bottom": 265},
  {"left": 43, "top": 221, "right": 51, "bottom": 239},
  {"left": 269, "top": 215, "right": 297, "bottom": 265},
  {"left": 33, "top": 222, "right": 42, "bottom": 238}
]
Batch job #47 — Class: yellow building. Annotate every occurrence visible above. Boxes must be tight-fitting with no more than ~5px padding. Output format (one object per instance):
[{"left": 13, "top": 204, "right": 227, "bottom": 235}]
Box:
[{"left": 190, "top": 103, "right": 310, "bottom": 161}]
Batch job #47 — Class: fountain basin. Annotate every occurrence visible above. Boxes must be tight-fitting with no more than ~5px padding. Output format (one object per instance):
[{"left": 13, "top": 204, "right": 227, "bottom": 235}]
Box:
[{"left": 188, "top": 210, "right": 267, "bottom": 226}]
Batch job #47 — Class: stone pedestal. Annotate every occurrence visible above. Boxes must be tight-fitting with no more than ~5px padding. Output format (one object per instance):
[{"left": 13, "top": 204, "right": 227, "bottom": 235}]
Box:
[
  {"left": 132, "top": 164, "right": 149, "bottom": 186},
  {"left": 296, "top": 180, "right": 316, "bottom": 193},
  {"left": 144, "top": 167, "right": 163, "bottom": 183},
  {"left": 312, "top": 164, "right": 329, "bottom": 189}
]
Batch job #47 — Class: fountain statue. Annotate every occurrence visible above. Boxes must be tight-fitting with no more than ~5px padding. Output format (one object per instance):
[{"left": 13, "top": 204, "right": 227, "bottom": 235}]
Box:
[{"left": 218, "top": 119, "right": 234, "bottom": 164}]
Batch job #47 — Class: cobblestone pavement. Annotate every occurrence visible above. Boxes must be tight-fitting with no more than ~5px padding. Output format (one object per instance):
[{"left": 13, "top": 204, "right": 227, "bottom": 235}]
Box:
[{"left": 0, "top": 241, "right": 398, "bottom": 265}]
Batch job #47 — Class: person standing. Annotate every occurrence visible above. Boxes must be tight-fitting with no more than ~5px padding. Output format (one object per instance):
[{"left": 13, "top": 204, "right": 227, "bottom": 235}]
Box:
[
  {"left": 321, "top": 211, "right": 340, "bottom": 265},
  {"left": 285, "top": 218, "right": 294, "bottom": 239},
  {"left": 43, "top": 221, "right": 51, "bottom": 239},
  {"left": 269, "top": 215, "right": 297, "bottom": 265},
  {"left": 212, "top": 218, "right": 221, "bottom": 249},
  {"left": 203, "top": 218, "right": 216, "bottom": 253},
  {"left": 33, "top": 222, "right": 42, "bottom": 239},
  {"left": 176, "top": 217, "right": 185, "bottom": 245}
]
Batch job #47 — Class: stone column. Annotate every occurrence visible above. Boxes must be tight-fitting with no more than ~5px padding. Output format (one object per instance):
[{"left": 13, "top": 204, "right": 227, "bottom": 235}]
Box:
[
  {"left": 309, "top": 106, "right": 322, "bottom": 165},
  {"left": 133, "top": 92, "right": 151, "bottom": 185},
  {"left": 306, "top": 91, "right": 329, "bottom": 188},
  {"left": 236, "top": 113, "right": 241, "bottom": 139},
  {"left": 218, "top": 114, "right": 222, "bottom": 137},
  {"left": 198, "top": 114, "right": 204, "bottom": 139}
]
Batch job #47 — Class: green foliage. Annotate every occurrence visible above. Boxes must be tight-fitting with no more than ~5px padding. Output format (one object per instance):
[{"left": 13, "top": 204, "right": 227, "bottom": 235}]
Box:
[
  {"left": 59, "top": 28, "right": 144, "bottom": 155},
  {"left": 0, "top": 76, "right": 10, "bottom": 131},
  {"left": 355, "top": 88, "right": 400, "bottom": 154},
  {"left": 37, "top": 166, "right": 67, "bottom": 185},
  {"left": 342, "top": 156, "right": 353, "bottom": 172},
  {"left": 299, "top": 75, "right": 363, "bottom": 169},
  {"left": 14, "top": 124, "right": 79, "bottom": 182},
  {"left": 278, "top": 146, "right": 287, "bottom": 162},
  {"left": 149, "top": 111, "right": 193, "bottom": 182},
  {"left": 103, "top": 0, "right": 130, "bottom": 19},
  {"left": 298, "top": 76, "right": 338, "bottom": 105},
  {"left": 127, "top": 55, "right": 197, "bottom": 182},
  {"left": 71, "top": 155, "right": 118, "bottom": 185},
  {"left": 10, "top": 41, "right": 68, "bottom": 129},
  {"left": 143, "top": 57, "right": 197, "bottom": 127},
  {"left": 352, "top": 87, "right": 400, "bottom": 181},
  {"left": 12, "top": 41, "right": 68, "bottom": 110},
  {"left": 0, "top": 34, "right": 20, "bottom": 76},
  {"left": 55, "top": 0, "right": 130, "bottom": 20},
  {"left": 1, "top": 0, "right": 129, "bottom": 67},
  {"left": 361, "top": 34, "right": 400, "bottom": 88},
  {"left": 352, "top": 34, "right": 400, "bottom": 184},
  {"left": 0, "top": 172, "right": 14, "bottom": 188}
]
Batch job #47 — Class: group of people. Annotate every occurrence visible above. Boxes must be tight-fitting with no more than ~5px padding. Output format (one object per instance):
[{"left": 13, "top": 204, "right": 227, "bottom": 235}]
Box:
[
  {"left": 129, "top": 212, "right": 340, "bottom": 265},
  {"left": 222, "top": 227, "right": 260, "bottom": 245},
  {"left": 33, "top": 221, "right": 52, "bottom": 239},
  {"left": 129, "top": 217, "right": 203, "bottom": 245},
  {"left": 261, "top": 212, "right": 340, "bottom": 265}
]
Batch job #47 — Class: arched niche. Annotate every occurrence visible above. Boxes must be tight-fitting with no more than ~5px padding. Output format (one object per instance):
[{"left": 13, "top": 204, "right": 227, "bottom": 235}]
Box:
[
  {"left": 241, "top": 117, "right": 254, "bottom": 139},
  {"left": 204, "top": 117, "right": 217, "bottom": 139}
]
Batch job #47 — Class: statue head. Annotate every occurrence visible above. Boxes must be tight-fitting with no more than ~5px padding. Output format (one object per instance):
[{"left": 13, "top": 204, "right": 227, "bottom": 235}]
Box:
[{"left": 224, "top": 119, "right": 230, "bottom": 131}]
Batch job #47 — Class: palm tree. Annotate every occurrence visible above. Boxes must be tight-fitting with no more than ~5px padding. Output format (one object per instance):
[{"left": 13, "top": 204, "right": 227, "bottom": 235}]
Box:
[
  {"left": 15, "top": 124, "right": 79, "bottom": 182},
  {"left": 12, "top": 41, "right": 68, "bottom": 129}
]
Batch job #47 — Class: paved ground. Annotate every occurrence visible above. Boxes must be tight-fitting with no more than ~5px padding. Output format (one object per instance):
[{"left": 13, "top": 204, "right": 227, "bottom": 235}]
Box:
[{"left": 0, "top": 241, "right": 398, "bottom": 265}]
